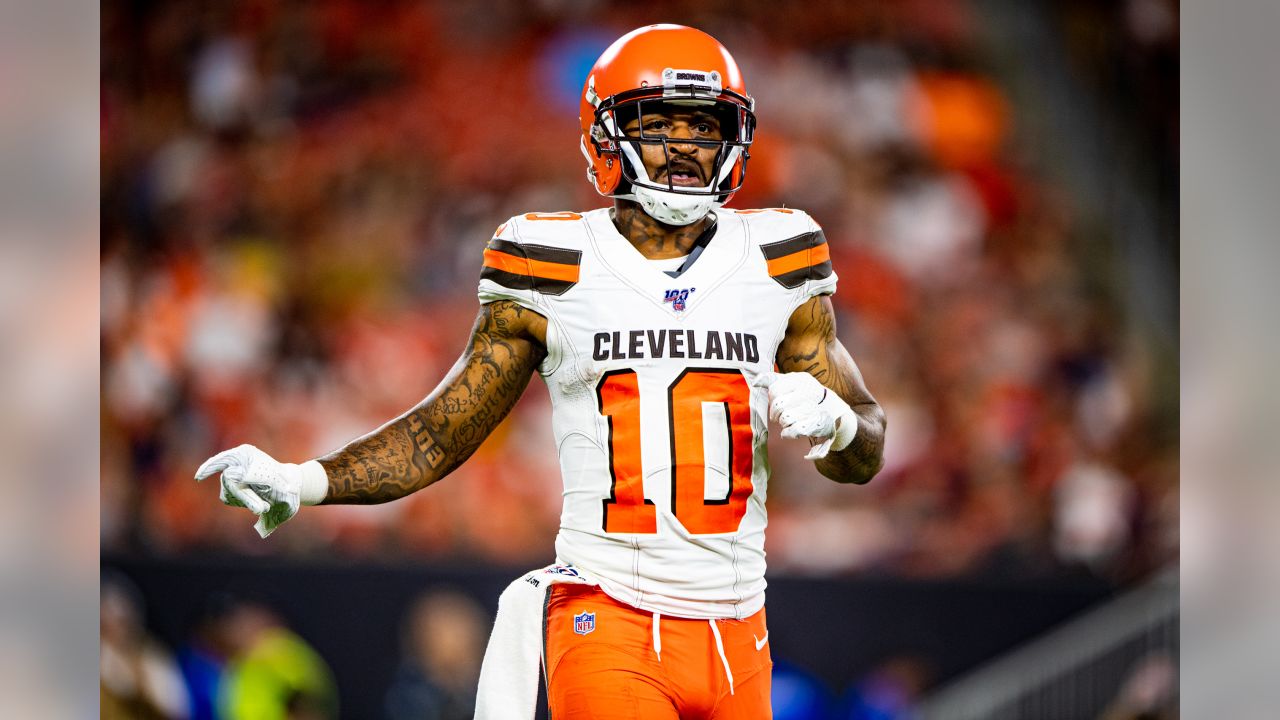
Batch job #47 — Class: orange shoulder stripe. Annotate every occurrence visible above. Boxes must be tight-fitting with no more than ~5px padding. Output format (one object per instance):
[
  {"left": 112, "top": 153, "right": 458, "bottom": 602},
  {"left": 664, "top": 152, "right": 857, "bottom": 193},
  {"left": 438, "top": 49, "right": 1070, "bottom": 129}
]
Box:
[
  {"left": 483, "top": 248, "right": 580, "bottom": 283},
  {"left": 766, "top": 241, "right": 830, "bottom": 277}
]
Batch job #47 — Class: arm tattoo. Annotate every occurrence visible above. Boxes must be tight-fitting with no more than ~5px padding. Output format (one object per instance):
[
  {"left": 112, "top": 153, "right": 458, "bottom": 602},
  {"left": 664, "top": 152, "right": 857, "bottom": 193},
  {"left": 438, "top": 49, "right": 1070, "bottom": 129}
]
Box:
[
  {"left": 317, "top": 301, "right": 546, "bottom": 503},
  {"left": 776, "top": 296, "right": 887, "bottom": 484}
]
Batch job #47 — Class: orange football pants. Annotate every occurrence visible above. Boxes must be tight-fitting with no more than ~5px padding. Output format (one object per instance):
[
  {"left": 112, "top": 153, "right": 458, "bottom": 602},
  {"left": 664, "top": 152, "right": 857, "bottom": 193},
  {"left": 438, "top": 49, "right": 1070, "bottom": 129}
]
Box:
[{"left": 544, "top": 584, "right": 772, "bottom": 719}]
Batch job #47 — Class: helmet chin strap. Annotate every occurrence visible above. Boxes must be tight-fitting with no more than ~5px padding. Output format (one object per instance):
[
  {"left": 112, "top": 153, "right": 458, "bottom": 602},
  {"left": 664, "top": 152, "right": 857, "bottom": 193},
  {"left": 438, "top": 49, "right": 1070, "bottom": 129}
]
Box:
[
  {"left": 617, "top": 141, "right": 742, "bottom": 226},
  {"left": 633, "top": 185, "right": 718, "bottom": 226}
]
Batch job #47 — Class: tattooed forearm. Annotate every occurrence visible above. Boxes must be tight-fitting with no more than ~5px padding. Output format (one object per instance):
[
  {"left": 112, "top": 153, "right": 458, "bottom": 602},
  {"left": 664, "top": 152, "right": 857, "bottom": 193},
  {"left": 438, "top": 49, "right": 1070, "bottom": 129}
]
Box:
[
  {"left": 317, "top": 301, "right": 546, "bottom": 503},
  {"left": 814, "top": 396, "right": 886, "bottom": 485},
  {"left": 777, "top": 295, "right": 886, "bottom": 485}
]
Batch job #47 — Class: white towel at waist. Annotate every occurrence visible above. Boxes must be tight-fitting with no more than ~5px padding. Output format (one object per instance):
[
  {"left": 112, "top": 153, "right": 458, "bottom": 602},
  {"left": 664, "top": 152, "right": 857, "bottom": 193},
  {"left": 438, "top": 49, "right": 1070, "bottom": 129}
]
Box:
[{"left": 474, "top": 563, "right": 597, "bottom": 719}]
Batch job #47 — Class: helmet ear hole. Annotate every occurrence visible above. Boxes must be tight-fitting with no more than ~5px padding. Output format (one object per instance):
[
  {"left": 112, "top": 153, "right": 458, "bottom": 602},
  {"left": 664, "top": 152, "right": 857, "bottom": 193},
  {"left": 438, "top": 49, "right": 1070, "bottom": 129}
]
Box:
[{"left": 580, "top": 136, "right": 623, "bottom": 194}]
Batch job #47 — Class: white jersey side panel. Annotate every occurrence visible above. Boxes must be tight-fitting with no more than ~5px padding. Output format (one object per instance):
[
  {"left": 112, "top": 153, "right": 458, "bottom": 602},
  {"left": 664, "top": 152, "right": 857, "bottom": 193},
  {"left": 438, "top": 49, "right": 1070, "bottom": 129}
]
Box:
[{"left": 477, "top": 207, "right": 838, "bottom": 619}]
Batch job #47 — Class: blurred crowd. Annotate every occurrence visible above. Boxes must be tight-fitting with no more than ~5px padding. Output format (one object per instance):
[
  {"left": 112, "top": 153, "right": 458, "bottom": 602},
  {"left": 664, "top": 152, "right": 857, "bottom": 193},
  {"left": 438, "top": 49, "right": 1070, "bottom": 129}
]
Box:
[
  {"left": 101, "top": 573, "right": 486, "bottom": 720},
  {"left": 101, "top": 573, "right": 339, "bottom": 720},
  {"left": 102, "top": 0, "right": 1177, "bottom": 586}
]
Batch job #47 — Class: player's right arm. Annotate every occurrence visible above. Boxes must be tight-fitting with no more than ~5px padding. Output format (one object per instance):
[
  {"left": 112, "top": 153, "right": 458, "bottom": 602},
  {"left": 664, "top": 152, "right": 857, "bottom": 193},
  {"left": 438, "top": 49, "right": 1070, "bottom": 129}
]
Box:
[
  {"left": 195, "top": 299, "right": 546, "bottom": 534},
  {"left": 318, "top": 299, "right": 547, "bottom": 503}
]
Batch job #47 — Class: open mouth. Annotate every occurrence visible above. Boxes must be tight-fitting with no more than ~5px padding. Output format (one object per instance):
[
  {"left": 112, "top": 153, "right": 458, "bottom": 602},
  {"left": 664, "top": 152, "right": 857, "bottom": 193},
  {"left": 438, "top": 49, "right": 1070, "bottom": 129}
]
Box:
[{"left": 661, "top": 164, "right": 705, "bottom": 187}]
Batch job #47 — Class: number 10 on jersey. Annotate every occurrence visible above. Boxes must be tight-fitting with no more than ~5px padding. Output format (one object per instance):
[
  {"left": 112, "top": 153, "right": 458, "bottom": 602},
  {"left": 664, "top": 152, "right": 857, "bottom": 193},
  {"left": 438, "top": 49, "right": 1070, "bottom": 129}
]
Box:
[{"left": 596, "top": 368, "right": 755, "bottom": 535}]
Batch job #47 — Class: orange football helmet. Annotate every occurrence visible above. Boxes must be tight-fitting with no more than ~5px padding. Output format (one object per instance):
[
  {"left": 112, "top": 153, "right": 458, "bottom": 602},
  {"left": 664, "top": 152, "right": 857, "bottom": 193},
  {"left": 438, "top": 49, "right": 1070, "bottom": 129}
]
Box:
[{"left": 579, "top": 24, "right": 756, "bottom": 225}]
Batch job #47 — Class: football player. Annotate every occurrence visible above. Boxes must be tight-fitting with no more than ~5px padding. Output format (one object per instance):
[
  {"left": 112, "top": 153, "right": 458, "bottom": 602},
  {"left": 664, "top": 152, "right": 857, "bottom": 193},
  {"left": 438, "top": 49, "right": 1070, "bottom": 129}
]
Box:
[{"left": 196, "top": 24, "right": 885, "bottom": 719}]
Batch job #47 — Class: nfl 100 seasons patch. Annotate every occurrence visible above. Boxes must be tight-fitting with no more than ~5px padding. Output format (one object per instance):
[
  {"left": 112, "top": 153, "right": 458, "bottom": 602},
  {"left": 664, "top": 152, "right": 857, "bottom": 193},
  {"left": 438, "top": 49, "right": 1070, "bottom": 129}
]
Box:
[
  {"left": 663, "top": 287, "right": 695, "bottom": 312},
  {"left": 573, "top": 611, "right": 596, "bottom": 635}
]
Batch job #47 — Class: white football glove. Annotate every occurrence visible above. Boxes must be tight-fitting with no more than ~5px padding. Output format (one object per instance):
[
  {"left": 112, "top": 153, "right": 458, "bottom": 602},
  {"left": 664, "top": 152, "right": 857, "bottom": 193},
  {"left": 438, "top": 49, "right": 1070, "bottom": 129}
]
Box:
[
  {"left": 194, "top": 444, "right": 329, "bottom": 538},
  {"left": 753, "top": 371, "right": 858, "bottom": 460}
]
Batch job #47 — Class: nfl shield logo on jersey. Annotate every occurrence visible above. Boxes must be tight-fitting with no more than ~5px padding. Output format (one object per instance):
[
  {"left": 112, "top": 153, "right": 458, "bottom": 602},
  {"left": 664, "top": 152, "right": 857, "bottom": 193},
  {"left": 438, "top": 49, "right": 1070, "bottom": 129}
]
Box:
[{"left": 573, "top": 611, "right": 596, "bottom": 635}]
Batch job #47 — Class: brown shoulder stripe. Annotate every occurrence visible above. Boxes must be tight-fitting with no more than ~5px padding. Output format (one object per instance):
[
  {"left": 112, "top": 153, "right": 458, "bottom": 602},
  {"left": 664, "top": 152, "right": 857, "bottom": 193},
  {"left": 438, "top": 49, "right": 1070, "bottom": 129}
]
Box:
[
  {"left": 481, "top": 239, "right": 582, "bottom": 295},
  {"left": 759, "top": 231, "right": 833, "bottom": 289}
]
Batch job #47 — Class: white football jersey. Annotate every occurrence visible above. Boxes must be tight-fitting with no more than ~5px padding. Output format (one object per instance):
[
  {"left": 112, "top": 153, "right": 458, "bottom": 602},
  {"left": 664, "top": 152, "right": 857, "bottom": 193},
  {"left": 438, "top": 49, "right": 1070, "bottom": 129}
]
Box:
[{"left": 477, "top": 207, "right": 837, "bottom": 619}]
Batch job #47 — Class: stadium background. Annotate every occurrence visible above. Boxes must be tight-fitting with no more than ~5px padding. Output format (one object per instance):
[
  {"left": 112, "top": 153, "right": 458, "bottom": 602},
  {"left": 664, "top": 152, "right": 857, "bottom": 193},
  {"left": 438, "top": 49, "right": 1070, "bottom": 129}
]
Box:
[{"left": 100, "top": 0, "right": 1177, "bottom": 718}]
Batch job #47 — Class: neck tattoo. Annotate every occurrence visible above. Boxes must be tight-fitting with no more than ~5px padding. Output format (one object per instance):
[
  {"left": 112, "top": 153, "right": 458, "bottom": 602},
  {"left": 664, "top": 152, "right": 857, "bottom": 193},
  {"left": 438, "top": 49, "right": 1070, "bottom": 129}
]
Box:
[{"left": 612, "top": 201, "right": 713, "bottom": 260}]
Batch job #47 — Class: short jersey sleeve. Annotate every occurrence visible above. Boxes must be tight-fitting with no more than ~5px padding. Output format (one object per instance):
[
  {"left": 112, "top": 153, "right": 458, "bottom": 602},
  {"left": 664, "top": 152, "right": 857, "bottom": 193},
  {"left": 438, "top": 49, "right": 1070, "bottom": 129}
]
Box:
[
  {"left": 755, "top": 209, "right": 838, "bottom": 301},
  {"left": 476, "top": 216, "right": 583, "bottom": 313}
]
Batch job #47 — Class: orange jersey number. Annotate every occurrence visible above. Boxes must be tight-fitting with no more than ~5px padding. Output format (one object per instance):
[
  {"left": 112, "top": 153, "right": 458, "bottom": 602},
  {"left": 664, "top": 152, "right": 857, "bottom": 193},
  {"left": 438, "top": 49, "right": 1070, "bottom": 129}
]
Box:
[
  {"left": 598, "top": 368, "right": 754, "bottom": 535},
  {"left": 598, "top": 370, "right": 657, "bottom": 533}
]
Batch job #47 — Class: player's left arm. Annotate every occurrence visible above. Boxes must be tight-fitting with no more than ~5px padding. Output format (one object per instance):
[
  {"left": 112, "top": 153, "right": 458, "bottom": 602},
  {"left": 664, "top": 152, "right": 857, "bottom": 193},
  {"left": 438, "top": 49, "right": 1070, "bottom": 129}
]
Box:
[{"left": 773, "top": 294, "right": 886, "bottom": 484}]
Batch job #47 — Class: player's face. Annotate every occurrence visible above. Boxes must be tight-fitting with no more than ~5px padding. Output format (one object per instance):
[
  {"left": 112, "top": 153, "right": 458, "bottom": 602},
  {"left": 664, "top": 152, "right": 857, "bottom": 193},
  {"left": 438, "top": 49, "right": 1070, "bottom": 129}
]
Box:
[{"left": 622, "top": 105, "right": 724, "bottom": 188}]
